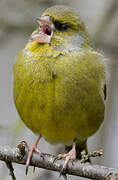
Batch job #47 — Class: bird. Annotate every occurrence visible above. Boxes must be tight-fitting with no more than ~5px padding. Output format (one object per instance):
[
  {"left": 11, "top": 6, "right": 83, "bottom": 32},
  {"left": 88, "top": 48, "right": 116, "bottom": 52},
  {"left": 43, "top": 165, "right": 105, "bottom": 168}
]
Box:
[{"left": 13, "top": 5, "right": 106, "bottom": 174}]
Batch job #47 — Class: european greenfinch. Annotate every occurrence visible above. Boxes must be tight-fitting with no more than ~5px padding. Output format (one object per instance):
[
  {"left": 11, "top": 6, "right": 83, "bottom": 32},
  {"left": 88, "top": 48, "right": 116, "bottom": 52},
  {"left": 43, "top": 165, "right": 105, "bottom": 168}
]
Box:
[{"left": 13, "top": 5, "right": 106, "bottom": 173}]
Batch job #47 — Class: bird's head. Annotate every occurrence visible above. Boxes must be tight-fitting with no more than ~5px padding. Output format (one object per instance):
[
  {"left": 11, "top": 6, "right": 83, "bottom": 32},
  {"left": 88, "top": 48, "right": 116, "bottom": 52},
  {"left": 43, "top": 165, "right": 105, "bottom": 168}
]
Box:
[{"left": 29, "top": 5, "right": 90, "bottom": 52}]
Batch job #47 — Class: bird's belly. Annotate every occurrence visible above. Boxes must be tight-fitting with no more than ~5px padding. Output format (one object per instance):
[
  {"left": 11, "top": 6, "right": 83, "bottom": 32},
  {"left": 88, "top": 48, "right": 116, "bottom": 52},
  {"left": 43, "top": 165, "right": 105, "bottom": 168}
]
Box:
[
  {"left": 14, "top": 73, "right": 104, "bottom": 143},
  {"left": 14, "top": 54, "right": 105, "bottom": 144}
]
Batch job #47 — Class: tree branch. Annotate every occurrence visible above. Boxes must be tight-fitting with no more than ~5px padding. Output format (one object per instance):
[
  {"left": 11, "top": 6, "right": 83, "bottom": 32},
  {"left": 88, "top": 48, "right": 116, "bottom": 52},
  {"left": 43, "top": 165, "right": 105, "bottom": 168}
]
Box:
[{"left": 0, "top": 145, "right": 118, "bottom": 180}]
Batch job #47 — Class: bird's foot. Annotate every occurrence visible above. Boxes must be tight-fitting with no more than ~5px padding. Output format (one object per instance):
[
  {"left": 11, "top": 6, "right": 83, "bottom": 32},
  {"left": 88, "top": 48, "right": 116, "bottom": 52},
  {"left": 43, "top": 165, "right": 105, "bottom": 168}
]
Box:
[
  {"left": 19, "top": 135, "right": 42, "bottom": 175},
  {"left": 22, "top": 141, "right": 43, "bottom": 175},
  {"left": 55, "top": 147, "right": 76, "bottom": 176},
  {"left": 23, "top": 141, "right": 42, "bottom": 174}
]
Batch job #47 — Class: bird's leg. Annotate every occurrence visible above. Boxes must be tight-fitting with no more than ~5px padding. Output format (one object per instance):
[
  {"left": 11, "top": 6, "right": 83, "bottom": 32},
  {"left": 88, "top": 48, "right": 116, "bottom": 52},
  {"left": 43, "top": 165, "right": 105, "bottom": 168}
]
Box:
[
  {"left": 56, "top": 138, "right": 77, "bottom": 175},
  {"left": 23, "top": 135, "right": 42, "bottom": 174}
]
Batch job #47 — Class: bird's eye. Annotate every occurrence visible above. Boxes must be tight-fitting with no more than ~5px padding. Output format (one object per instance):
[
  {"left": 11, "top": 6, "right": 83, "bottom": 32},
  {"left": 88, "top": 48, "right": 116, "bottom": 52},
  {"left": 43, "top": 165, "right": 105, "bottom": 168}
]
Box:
[{"left": 54, "top": 22, "right": 69, "bottom": 31}]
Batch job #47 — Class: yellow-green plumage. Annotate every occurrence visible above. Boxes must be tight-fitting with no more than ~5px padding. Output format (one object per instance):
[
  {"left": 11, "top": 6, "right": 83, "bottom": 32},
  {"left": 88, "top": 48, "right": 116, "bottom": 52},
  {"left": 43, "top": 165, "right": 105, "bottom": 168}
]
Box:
[{"left": 13, "top": 5, "right": 105, "bottom": 145}]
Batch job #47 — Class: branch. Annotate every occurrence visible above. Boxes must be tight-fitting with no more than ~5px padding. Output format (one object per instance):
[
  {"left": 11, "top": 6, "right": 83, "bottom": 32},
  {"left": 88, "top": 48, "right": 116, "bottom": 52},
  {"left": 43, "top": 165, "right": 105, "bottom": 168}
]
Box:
[{"left": 0, "top": 145, "right": 118, "bottom": 180}]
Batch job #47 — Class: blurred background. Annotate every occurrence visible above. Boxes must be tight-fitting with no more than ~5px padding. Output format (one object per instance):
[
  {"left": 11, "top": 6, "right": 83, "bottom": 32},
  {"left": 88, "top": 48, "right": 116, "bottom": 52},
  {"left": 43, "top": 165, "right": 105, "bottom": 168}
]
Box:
[{"left": 0, "top": 0, "right": 118, "bottom": 179}]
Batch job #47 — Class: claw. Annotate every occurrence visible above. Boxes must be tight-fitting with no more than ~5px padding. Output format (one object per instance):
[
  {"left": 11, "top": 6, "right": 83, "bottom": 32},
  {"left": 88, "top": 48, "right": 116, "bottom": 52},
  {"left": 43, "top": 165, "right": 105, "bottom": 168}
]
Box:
[
  {"left": 71, "top": 161, "right": 74, "bottom": 166},
  {"left": 26, "top": 166, "right": 29, "bottom": 175},
  {"left": 33, "top": 166, "right": 35, "bottom": 173},
  {"left": 59, "top": 170, "right": 67, "bottom": 180},
  {"left": 59, "top": 167, "right": 66, "bottom": 177},
  {"left": 22, "top": 135, "right": 42, "bottom": 174},
  {"left": 53, "top": 156, "right": 59, "bottom": 163}
]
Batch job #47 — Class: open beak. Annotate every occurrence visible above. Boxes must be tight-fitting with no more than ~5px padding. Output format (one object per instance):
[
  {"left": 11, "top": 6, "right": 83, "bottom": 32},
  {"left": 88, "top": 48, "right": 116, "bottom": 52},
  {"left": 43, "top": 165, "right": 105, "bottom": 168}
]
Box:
[{"left": 30, "top": 16, "right": 54, "bottom": 44}]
